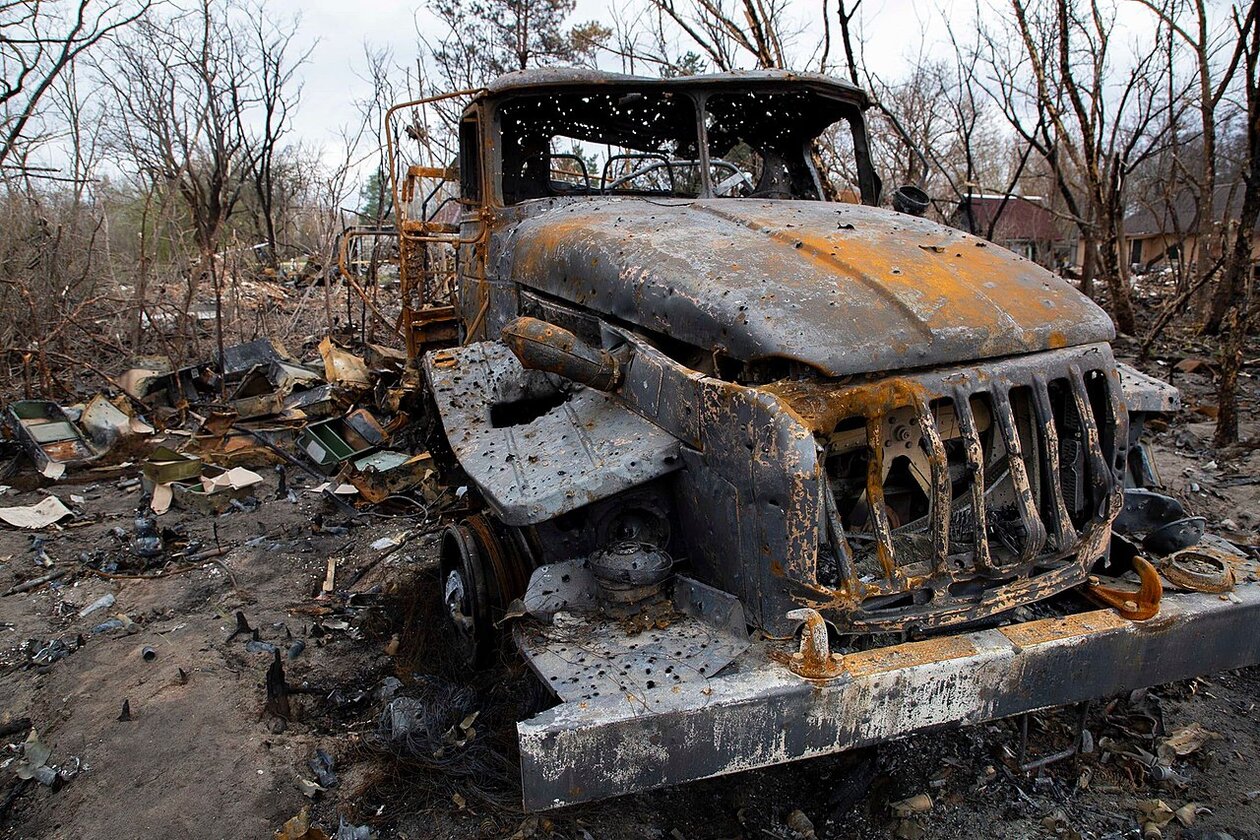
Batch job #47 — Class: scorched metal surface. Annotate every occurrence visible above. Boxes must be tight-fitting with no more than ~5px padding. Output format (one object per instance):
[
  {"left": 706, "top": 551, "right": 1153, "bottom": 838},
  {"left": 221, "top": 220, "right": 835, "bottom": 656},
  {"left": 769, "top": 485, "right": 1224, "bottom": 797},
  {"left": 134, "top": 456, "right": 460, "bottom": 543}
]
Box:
[{"left": 493, "top": 198, "right": 1114, "bottom": 377}]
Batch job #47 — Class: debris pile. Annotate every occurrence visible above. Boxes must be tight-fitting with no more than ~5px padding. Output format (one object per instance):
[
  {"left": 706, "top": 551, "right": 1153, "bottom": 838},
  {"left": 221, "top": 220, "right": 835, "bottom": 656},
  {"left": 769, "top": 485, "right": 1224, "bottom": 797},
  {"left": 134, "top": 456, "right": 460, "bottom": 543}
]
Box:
[{"left": 1, "top": 336, "right": 444, "bottom": 535}]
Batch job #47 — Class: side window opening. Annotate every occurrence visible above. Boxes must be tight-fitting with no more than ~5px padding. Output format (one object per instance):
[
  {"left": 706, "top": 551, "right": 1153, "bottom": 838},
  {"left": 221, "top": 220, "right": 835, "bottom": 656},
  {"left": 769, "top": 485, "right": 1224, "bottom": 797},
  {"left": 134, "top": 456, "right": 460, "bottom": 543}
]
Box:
[
  {"left": 814, "top": 117, "right": 863, "bottom": 203},
  {"left": 459, "top": 117, "right": 482, "bottom": 204}
]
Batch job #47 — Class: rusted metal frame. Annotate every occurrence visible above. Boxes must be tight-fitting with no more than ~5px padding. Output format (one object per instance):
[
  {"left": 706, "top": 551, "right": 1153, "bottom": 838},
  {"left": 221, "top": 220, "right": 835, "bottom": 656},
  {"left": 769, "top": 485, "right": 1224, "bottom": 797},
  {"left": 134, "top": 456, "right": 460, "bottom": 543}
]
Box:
[
  {"left": 383, "top": 88, "right": 483, "bottom": 237},
  {"left": 397, "top": 224, "right": 488, "bottom": 248},
  {"left": 989, "top": 386, "right": 1047, "bottom": 567},
  {"left": 1017, "top": 701, "right": 1091, "bottom": 774},
  {"left": 1067, "top": 367, "right": 1121, "bottom": 526},
  {"left": 821, "top": 478, "right": 860, "bottom": 593},
  {"left": 1030, "top": 376, "right": 1078, "bottom": 553},
  {"left": 952, "top": 389, "right": 992, "bottom": 573},
  {"left": 397, "top": 222, "right": 486, "bottom": 320},
  {"left": 864, "top": 415, "right": 899, "bottom": 583},
  {"left": 846, "top": 557, "right": 1091, "bottom": 631},
  {"left": 912, "top": 397, "right": 951, "bottom": 576},
  {"left": 336, "top": 229, "right": 405, "bottom": 339},
  {"left": 386, "top": 90, "right": 488, "bottom": 342},
  {"left": 1102, "top": 370, "right": 1130, "bottom": 523}
]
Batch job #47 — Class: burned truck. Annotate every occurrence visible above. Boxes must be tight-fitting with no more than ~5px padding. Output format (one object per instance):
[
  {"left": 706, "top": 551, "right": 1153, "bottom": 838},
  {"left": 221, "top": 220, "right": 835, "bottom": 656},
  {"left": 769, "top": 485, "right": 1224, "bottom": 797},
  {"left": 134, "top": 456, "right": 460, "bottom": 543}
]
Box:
[{"left": 384, "top": 69, "right": 1259, "bottom": 810}]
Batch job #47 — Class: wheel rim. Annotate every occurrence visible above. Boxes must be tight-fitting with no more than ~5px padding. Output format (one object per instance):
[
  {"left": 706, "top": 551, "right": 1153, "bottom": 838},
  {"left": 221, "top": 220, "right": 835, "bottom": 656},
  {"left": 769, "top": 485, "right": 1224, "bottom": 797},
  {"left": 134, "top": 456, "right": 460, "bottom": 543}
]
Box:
[
  {"left": 440, "top": 524, "right": 488, "bottom": 667},
  {"left": 439, "top": 516, "right": 536, "bottom": 669}
]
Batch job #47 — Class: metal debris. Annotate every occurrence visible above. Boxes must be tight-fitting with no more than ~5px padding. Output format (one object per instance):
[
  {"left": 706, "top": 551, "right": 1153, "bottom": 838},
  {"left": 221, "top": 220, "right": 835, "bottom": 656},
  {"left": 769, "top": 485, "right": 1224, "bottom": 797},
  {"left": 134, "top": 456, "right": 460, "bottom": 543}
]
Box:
[{"left": 1159, "top": 546, "right": 1237, "bottom": 593}]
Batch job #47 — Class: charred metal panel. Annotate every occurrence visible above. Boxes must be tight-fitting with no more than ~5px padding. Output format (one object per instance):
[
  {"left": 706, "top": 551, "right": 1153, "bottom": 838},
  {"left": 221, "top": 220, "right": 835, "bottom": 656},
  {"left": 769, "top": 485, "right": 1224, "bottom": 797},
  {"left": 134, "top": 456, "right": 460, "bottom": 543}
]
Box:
[
  {"left": 491, "top": 198, "right": 1114, "bottom": 377},
  {"left": 675, "top": 449, "right": 746, "bottom": 602},
  {"left": 1117, "top": 362, "right": 1181, "bottom": 413},
  {"left": 518, "top": 584, "right": 1260, "bottom": 811},
  {"left": 458, "top": 275, "right": 520, "bottom": 344},
  {"left": 423, "top": 341, "right": 682, "bottom": 526},
  {"left": 619, "top": 340, "right": 705, "bottom": 450},
  {"left": 593, "top": 334, "right": 1129, "bottom": 636},
  {"left": 682, "top": 378, "right": 821, "bottom": 633}
]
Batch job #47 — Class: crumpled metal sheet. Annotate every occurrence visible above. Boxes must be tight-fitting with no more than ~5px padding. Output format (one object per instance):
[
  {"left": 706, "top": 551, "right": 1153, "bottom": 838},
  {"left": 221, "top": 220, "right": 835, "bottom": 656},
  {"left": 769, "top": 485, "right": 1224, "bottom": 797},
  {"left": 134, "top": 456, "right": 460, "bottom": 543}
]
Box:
[
  {"left": 318, "top": 338, "right": 371, "bottom": 389},
  {"left": 424, "top": 341, "right": 682, "bottom": 526}
]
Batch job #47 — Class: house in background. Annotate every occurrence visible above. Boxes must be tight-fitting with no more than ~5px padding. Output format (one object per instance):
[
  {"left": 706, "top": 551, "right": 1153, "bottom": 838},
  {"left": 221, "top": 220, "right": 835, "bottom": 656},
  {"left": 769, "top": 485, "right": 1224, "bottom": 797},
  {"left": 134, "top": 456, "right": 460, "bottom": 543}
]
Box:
[
  {"left": 1122, "top": 183, "right": 1260, "bottom": 274},
  {"left": 948, "top": 194, "right": 1069, "bottom": 269}
]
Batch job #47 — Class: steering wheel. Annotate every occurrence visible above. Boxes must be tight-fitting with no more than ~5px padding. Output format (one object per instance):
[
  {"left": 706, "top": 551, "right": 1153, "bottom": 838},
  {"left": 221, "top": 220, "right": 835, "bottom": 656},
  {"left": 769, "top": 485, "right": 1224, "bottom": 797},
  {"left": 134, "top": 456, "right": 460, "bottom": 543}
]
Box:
[
  {"left": 710, "top": 158, "right": 755, "bottom": 196},
  {"left": 603, "top": 154, "right": 674, "bottom": 192},
  {"left": 605, "top": 157, "right": 755, "bottom": 197}
]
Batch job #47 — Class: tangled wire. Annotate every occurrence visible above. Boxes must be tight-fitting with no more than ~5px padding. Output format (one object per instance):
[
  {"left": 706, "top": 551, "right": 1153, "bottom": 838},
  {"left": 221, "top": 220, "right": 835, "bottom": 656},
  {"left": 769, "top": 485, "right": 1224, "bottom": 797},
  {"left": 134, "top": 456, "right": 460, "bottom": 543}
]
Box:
[{"left": 370, "top": 674, "right": 518, "bottom": 809}]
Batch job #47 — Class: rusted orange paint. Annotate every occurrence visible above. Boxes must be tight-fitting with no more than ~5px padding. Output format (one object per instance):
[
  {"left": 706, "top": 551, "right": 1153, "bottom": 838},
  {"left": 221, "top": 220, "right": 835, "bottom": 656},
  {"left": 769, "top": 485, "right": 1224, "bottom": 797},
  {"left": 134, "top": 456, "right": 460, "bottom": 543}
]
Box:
[
  {"left": 999, "top": 609, "right": 1129, "bottom": 649},
  {"left": 500, "top": 199, "right": 1113, "bottom": 380},
  {"left": 759, "top": 376, "right": 932, "bottom": 435},
  {"left": 1083, "top": 555, "right": 1164, "bottom": 620},
  {"left": 701, "top": 204, "right": 1065, "bottom": 335},
  {"left": 845, "top": 635, "right": 978, "bottom": 677}
]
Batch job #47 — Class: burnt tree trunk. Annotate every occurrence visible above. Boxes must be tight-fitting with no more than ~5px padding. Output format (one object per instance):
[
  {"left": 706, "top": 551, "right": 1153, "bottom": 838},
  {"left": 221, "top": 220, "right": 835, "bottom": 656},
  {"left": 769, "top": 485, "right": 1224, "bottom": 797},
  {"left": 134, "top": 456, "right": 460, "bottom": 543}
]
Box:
[
  {"left": 1215, "top": 307, "right": 1243, "bottom": 446},
  {"left": 1099, "top": 232, "right": 1137, "bottom": 335},
  {"left": 1100, "top": 157, "right": 1138, "bottom": 335},
  {"left": 1079, "top": 236, "right": 1097, "bottom": 299},
  {"left": 1212, "top": 8, "right": 1259, "bottom": 447},
  {"left": 1204, "top": 240, "right": 1242, "bottom": 334}
]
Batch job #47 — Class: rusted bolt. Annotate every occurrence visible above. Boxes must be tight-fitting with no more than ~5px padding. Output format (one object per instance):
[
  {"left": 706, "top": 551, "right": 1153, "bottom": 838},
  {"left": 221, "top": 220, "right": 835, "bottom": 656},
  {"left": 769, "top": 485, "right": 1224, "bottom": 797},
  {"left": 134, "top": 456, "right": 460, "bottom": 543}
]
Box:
[{"left": 785, "top": 608, "right": 846, "bottom": 680}]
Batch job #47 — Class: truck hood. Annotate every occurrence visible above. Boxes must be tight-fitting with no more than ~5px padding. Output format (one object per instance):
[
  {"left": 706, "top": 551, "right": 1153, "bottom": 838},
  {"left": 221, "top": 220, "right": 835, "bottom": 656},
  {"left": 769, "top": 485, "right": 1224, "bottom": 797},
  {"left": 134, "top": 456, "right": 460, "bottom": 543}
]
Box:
[{"left": 494, "top": 198, "right": 1113, "bottom": 378}]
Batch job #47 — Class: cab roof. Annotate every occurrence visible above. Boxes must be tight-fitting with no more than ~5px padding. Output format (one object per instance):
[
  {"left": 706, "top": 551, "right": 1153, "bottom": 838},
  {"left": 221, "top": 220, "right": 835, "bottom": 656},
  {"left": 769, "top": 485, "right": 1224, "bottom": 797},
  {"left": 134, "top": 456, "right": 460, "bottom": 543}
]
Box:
[{"left": 474, "top": 67, "right": 871, "bottom": 107}]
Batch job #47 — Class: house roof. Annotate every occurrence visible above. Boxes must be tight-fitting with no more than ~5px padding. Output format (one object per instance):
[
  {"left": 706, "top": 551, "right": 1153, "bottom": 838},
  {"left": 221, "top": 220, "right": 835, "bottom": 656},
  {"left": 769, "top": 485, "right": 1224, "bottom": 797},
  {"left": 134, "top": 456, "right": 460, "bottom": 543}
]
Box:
[
  {"left": 1126, "top": 182, "right": 1257, "bottom": 237},
  {"left": 950, "top": 195, "right": 1063, "bottom": 243}
]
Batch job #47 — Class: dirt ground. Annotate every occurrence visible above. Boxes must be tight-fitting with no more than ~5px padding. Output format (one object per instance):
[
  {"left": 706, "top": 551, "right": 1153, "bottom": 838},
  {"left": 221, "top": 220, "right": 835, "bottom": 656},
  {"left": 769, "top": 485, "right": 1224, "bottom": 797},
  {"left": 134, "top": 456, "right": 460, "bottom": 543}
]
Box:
[{"left": 1, "top": 323, "right": 1259, "bottom": 838}]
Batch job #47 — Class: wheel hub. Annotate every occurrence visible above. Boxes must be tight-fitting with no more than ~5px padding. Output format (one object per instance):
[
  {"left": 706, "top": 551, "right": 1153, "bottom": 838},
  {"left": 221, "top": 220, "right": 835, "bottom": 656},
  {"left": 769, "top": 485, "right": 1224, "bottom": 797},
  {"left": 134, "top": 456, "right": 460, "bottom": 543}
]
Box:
[{"left": 439, "top": 514, "right": 534, "bottom": 668}]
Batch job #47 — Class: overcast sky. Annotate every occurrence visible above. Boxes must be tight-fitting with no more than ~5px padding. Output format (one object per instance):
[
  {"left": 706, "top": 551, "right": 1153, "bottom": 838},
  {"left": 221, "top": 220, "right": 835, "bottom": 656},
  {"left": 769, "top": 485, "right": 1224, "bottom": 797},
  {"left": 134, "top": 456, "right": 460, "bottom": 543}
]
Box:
[
  {"left": 20, "top": 0, "right": 1165, "bottom": 188},
  {"left": 261, "top": 0, "right": 1000, "bottom": 159}
]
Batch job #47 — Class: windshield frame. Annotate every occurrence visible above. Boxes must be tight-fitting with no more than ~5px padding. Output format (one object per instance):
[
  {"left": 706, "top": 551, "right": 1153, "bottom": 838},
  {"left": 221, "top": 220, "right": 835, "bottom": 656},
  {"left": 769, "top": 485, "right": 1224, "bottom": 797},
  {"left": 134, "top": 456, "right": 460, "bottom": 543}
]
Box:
[{"left": 483, "top": 79, "right": 880, "bottom": 207}]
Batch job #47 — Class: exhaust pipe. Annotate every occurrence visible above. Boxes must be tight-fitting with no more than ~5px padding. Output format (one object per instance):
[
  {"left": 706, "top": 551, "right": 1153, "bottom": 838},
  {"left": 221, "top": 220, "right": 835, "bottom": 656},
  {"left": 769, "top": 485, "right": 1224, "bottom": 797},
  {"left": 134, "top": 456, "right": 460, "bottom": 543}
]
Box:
[{"left": 501, "top": 316, "right": 624, "bottom": 391}]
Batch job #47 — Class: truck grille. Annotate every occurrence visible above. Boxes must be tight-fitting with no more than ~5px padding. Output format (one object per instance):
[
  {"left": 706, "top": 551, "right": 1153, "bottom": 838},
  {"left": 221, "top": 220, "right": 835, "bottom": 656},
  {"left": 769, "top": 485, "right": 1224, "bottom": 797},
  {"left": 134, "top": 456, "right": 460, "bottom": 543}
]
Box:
[{"left": 803, "top": 347, "right": 1128, "bottom": 631}]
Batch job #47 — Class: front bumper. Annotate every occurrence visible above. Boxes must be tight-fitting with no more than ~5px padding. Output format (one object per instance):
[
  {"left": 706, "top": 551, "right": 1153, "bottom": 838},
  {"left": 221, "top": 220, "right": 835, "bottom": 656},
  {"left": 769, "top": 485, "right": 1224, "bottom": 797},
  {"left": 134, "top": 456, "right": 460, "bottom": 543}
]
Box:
[{"left": 518, "top": 579, "right": 1260, "bottom": 811}]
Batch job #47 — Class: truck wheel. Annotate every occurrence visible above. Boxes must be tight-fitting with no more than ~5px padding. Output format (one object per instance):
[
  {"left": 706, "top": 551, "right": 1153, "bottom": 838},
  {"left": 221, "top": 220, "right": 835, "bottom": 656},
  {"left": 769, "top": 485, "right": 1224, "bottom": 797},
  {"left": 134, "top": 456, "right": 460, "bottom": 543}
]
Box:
[{"left": 439, "top": 514, "right": 534, "bottom": 669}]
